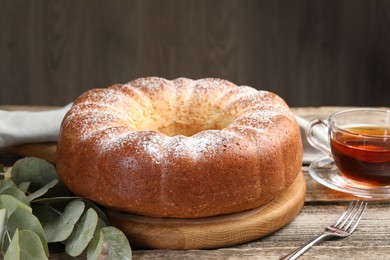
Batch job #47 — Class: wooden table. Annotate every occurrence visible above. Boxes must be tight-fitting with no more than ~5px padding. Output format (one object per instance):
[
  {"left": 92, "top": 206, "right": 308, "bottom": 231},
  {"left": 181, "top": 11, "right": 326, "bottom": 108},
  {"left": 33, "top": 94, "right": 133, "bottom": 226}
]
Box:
[{"left": 1, "top": 106, "right": 390, "bottom": 259}]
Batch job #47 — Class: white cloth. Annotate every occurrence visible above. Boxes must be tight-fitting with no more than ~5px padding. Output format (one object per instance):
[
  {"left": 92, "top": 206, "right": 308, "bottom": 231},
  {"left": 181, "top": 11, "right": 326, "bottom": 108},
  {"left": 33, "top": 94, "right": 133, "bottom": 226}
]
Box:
[
  {"left": 0, "top": 105, "right": 327, "bottom": 163},
  {"left": 0, "top": 104, "right": 72, "bottom": 148}
]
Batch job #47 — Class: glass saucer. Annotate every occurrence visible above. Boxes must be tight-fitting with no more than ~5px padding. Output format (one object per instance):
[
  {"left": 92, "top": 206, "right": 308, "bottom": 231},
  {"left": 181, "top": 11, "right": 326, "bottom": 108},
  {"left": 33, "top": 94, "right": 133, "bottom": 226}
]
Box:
[{"left": 308, "top": 157, "right": 390, "bottom": 198}]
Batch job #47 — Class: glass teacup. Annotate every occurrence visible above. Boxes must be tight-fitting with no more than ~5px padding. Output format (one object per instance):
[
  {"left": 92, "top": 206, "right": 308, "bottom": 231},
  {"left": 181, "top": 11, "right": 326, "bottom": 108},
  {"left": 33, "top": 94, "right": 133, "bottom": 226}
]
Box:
[{"left": 306, "top": 108, "right": 390, "bottom": 187}]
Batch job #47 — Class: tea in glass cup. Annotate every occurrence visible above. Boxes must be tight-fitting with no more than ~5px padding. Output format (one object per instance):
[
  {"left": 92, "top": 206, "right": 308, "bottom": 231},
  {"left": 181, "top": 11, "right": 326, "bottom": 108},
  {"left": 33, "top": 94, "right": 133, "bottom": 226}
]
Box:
[{"left": 306, "top": 108, "right": 390, "bottom": 187}]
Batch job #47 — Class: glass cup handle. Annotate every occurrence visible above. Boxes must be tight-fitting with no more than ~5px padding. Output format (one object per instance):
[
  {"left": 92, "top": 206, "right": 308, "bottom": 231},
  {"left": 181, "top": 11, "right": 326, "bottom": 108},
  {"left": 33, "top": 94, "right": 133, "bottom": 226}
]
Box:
[{"left": 305, "top": 119, "right": 332, "bottom": 157}]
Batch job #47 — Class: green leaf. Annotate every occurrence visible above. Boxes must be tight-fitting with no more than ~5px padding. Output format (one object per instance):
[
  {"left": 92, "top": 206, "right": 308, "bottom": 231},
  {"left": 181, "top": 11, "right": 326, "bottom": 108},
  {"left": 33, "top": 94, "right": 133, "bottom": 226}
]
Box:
[
  {"left": 83, "top": 199, "right": 110, "bottom": 225},
  {"left": 0, "top": 194, "right": 32, "bottom": 218},
  {"left": 43, "top": 200, "right": 85, "bottom": 242},
  {"left": 0, "top": 209, "right": 7, "bottom": 248},
  {"left": 19, "top": 230, "right": 48, "bottom": 260},
  {"left": 87, "top": 227, "right": 103, "bottom": 260},
  {"left": 3, "top": 167, "right": 12, "bottom": 180},
  {"left": 41, "top": 181, "right": 74, "bottom": 198},
  {"left": 7, "top": 208, "right": 49, "bottom": 257},
  {"left": 17, "top": 182, "right": 30, "bottom": 193},
  {"left": 32, "top": 196, "right": 82, "bottom": 205},
  {"left": 11, "top": 157, "right": 58, "bottom": 191},
  {"left": 65, "top": 208, "right": 98, "bottom": 257},
  {"left": 27, "top": 179, "right": 59, "bottom": 202},
  {"left": 0, "top": 179, "right": 17, "bottom": 193},
  {"left": 2, "top": 187, "right": 29, "bottom": 205},
  {"left": 87, "top": 227, "right": 132, "bottom": 260},
  {"left": 4, "top": 228, "right": 20, "bottom": 260},
  {"left": 32, "top": 197, "right": 82, "bottom": 224}
]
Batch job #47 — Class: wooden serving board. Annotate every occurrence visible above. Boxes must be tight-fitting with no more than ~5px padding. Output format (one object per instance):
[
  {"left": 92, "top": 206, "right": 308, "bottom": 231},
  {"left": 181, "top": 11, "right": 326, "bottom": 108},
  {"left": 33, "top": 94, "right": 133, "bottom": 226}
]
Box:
[
  {"left": 4, "top": 142, "right": 57, "bottom": 164},
  {"left": 106, "top": 172, "right": 306, "bottom": 250}
]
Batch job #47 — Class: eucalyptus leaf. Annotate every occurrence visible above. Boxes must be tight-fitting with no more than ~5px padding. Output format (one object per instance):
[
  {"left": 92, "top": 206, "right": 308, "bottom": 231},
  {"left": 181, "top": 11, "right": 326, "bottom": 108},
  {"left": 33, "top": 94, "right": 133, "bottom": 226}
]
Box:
[
  {"left": 3, "top": 167, "right": 12, "bottom": 180},
  {"left": 4, "top": 228, "right": 19, "bottom": 260},
  {"left": 27, "top": 179, "right": 59, "bottom": 202},
  {"left": 87, "top": 227, "right": 132, "bottom": 260},
  {"left": 32, "top": 196, "right": 82, "bottom": 222},
  {"left": 0, "top": 209, "right": 7, "bottom": 248},
  {"left": 2, "top": 187, "right": 29, "bottom": 205},
  {"left": 11, "top": 157, "right": 58, "bottom": 191},
  {"left": 0, "top": 194, "right": 32, "bottom": 218},
  {"left": 87, "top": 228, "right": 103, "bottom": 260},
  {"left": 32, "top": 196, "right": 82, "bottom": 205},
  {"left": 0, "top": 179, "right": 17, "bottom": 193},
  {"left": 18, "top": 230, "right": 48, "bottom": 260},
  {"left": 83, "top": 199, "right": 110, "bottom": 225},
  {"left": 41, "top": 181, "right": 74, "bottom": 198},
  {"left": 43, "top": 200, "right": 85, "bottom": 242},
  {"left": 17, "top": 182, "right": 30, "bottom": 193},
  {"left": 65, "top": 208, "right": 98, "bottom": 256},
  {"left": 7, "top": 208, "right": 49, "bottom": 257}
]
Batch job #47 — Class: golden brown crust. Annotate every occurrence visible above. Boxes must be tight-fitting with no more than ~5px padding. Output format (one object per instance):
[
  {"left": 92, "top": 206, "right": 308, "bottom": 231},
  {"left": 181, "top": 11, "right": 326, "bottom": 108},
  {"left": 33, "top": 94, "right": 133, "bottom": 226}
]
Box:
[{"left": 56, "top": 77, "right": 303, "bottom": 218}]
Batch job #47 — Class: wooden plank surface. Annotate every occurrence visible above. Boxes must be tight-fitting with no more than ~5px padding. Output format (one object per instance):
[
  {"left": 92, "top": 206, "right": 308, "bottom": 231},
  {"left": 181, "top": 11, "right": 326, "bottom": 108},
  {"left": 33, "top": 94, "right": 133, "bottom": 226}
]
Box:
[
  {"left": 130, "top": 202, "right": 390, "bottom": 260},
  {"left": 1, "top": 106, "right": 390, "bottom": 259},
  {"left": 1, "top": 1, "right": 390, "bottom": 107}
]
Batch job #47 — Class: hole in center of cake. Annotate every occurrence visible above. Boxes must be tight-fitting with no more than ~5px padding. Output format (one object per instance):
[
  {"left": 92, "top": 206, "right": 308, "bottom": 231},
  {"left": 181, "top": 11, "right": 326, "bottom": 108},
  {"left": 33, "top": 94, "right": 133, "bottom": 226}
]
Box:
[
  {"left": 156, "top": 122, "right": 220, "bottom": 137},
  {"left": 144, "top": 110, "right": 235, "bottom": 137}
]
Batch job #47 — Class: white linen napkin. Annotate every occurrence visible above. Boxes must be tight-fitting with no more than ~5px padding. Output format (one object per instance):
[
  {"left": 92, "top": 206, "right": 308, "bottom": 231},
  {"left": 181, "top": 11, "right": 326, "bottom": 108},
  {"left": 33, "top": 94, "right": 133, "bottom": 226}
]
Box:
[
  {"left": 0, "top": 104, "right": 72, "bottom": 148},
  {"left": 0, "top": 105, "right": 326, "bottom": 163}
]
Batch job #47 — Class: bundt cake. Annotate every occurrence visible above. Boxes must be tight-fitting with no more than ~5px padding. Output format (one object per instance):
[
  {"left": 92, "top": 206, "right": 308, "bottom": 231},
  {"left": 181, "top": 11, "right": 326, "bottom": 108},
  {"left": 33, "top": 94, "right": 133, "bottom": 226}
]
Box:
[{"left": 56, "top": 77, "right": 303, "bottom": 218}]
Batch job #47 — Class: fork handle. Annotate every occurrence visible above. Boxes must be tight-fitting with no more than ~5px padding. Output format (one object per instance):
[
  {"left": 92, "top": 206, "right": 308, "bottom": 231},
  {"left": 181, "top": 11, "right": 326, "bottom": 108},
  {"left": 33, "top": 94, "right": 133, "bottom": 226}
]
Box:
[{"left": 280, "top": 233, "right": 332, "bottom": 260}]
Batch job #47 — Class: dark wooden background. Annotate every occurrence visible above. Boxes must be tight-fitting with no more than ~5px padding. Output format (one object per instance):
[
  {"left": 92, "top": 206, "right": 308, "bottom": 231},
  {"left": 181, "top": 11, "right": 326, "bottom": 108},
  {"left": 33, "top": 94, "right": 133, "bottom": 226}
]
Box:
[{"left": 1, "top": 0, "right": 389, "bottom": 107}]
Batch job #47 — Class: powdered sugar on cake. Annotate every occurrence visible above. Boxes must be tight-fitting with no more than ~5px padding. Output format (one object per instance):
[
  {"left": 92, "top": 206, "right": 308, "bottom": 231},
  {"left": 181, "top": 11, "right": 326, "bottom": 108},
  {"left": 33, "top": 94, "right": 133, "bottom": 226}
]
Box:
[
  {"left": 56, "top": 77, "right": 303, "bottom": 218},
  {"left": 65, "top": 77, "right": 295, "bottom": 166}
]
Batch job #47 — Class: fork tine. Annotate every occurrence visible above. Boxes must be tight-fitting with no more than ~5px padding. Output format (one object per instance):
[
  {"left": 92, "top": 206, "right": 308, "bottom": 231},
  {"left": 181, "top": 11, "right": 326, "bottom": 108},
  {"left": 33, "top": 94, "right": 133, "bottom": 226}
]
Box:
[
  {"left": 347, "top": 201, "right": 367, "bottom": 233},
  {"left": 333, "top": 200, "right": 357, "bottom": 227},
  {"left": 338, "top": 200, "right": 361, "bottom": 229},
  {"left": 342, "top": 201, "right": 365, "bottom": 231}
]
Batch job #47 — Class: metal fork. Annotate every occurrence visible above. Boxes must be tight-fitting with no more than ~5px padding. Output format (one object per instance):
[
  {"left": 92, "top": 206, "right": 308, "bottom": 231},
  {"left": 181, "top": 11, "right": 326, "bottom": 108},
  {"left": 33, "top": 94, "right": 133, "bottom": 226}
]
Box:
[{"left": 280, "top": 200, "right": 367, "bottom": 260}]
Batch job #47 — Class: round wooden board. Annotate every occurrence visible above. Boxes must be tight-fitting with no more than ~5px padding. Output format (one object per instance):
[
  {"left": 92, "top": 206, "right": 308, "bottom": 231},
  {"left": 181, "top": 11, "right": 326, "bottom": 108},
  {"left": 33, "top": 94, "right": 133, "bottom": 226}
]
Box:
[
  {"left": 4, "top": 142, "right": 57, "bottom": 164},
  {"left": 106, "top": 172, "right": 306, "bottom": 250}
]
